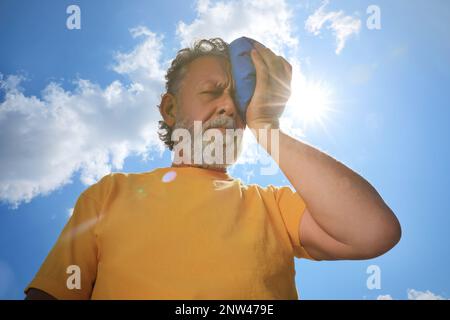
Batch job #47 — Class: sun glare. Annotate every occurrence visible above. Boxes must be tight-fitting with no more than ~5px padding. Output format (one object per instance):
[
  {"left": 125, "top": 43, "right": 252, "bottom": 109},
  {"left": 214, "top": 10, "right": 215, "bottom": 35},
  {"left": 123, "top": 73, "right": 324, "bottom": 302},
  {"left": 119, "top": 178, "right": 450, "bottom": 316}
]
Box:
[{"left": 287, "top": 80, "right": 334, "bottom": 130}]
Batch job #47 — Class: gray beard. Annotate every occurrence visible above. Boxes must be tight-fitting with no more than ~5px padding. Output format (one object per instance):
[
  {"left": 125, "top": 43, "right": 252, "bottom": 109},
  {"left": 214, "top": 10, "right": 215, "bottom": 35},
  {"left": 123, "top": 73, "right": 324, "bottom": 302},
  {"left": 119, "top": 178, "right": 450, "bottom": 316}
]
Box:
[{"left": 172, "top": 115, "right": 243, "bottom": 171}]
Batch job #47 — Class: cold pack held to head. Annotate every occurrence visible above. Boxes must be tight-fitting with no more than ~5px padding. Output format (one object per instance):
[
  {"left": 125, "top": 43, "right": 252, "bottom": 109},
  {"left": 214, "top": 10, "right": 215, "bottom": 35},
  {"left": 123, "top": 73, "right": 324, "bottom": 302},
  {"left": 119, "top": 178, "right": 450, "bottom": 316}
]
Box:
[{"left": 229, "top": 37, "right": 266, "bottom": 122}]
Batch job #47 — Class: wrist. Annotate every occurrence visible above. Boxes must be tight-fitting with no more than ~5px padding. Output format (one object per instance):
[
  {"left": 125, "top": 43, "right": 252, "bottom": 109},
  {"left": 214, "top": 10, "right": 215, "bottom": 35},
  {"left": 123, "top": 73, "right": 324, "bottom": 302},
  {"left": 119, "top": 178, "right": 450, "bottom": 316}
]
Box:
[
  {"left": 247, "top": 121, "right": 281, "bottom": 158},
  {"left": 247, "top": 119, "right": 280, "bottom": 132}
]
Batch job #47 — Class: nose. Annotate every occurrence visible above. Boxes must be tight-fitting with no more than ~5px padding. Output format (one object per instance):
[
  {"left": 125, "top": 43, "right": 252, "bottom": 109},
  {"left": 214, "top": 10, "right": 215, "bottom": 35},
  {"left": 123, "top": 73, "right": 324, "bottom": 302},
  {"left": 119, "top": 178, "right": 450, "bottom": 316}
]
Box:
[{"left": 215, "top": 88, "right": 238, "bottom": 118}]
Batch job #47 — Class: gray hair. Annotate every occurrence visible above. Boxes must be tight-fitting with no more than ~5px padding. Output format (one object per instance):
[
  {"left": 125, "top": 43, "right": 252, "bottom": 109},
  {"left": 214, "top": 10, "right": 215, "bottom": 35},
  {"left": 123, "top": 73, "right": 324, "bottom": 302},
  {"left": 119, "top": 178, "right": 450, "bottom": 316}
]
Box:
[{"left": 157, "top": 38, "right": 230, "bottom": 150}]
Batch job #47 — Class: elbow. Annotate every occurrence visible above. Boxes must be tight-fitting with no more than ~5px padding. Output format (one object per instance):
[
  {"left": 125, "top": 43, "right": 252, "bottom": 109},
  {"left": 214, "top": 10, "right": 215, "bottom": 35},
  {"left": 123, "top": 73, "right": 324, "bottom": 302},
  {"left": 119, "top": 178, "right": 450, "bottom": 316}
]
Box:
[
  {"left": 364, "top": 209, "right": 402, "bottom": 259},
  {"left": 383, "top": 207, "right": 402, "bottom": 251},
  {"left": 356, "top": 210, "right": 402, "bottom": 260},
  {"left": 389, "top": 212, "right": 402, "bottom": 248}
]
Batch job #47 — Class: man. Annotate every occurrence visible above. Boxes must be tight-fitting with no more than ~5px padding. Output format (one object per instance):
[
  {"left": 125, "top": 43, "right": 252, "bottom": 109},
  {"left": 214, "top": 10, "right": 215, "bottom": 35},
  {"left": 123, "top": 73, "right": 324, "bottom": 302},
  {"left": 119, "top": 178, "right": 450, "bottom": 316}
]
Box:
[{"left": 25, "top": 38, "right": 401, "bottom": 300}]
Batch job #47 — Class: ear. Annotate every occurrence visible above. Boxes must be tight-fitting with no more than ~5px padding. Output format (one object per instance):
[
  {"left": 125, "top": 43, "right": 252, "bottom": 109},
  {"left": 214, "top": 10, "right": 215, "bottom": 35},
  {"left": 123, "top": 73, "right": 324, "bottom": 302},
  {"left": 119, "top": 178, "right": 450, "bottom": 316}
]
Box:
[{"left": 159, "top": 93, "right": 178, "bottom": 127}]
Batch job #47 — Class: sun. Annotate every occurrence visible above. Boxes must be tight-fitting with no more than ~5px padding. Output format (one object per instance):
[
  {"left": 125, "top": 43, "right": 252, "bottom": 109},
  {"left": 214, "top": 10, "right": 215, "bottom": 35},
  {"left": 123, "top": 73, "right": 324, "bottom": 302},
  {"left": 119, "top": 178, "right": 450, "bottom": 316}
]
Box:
[{"left": 287, "top": 80, "right": 334, "bottom": 130}]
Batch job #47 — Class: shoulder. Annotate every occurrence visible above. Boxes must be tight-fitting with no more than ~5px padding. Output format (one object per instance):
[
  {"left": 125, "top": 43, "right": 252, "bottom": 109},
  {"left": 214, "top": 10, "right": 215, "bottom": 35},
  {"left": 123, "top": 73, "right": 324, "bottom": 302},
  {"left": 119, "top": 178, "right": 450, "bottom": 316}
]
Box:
[
  {"left": 247, "top": 183, "right": 294, "bottom": 194},
  {"left": 82, "top": 171, "right": 158, "bottom": 200},
  {"left": 239, "top": 182, "right": 295, "bottom": 200},
  {"left": 80, "top": 172, "right": 127, "bottom": 201}
]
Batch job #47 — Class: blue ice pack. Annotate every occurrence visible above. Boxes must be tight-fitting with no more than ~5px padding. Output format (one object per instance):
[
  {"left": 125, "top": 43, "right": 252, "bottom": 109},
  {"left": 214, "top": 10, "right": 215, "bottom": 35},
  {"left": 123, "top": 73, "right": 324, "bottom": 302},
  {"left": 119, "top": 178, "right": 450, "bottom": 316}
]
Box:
[{"left": 229, "top": 37, "right": 265, "bottom": 122}]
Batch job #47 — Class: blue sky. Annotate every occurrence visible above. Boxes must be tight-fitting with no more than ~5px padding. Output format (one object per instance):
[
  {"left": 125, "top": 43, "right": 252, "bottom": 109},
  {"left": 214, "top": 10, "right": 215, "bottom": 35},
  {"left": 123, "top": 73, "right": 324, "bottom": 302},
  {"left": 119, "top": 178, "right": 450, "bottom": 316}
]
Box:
[{"left": 1, "top": 0, "right": 449, "bottom": 300}]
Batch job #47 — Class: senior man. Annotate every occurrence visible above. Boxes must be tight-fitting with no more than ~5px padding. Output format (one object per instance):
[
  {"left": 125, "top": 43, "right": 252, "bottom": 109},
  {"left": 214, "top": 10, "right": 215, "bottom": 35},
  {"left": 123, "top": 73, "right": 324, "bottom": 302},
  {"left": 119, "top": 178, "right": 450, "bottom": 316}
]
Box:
[{"left": 25, "top": 38, "right": 401, "bottom": 300}]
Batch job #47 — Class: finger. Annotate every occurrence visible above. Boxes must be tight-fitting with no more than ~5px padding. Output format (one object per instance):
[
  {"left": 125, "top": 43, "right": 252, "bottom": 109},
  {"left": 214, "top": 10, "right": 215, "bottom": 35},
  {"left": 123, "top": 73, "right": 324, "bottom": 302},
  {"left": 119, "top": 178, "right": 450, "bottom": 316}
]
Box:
[
  {"left": 255, "top": 46, "right": 286, "bottom": 80},
  {"left": 270, "top": 71, "right": 291, "bottom": 95},
  {"left": 252, "top": 42, "right": 275, "bottom": 66},
  {"left": 279, "top": 58, "right": 292, "bottom": 83},
  {"left": 251, "top": 49, "right": 269, "bottom": 85},
  {"left": 252, "top": 41, "right": 267, "bottom": 51},
  {"left": 269, "top": 55, "right": 292, "bottom": 86},
  {"left": 279, "top": 56, "right": 292, "bottom": 75},
  {"left": 252, "top": 44, "right": 291, "bottom": 88}
]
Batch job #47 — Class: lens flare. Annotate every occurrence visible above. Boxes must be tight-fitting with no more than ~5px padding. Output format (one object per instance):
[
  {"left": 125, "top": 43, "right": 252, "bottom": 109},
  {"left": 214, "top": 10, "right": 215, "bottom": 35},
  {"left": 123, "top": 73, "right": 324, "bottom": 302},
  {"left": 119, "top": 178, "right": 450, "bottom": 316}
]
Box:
[{"left": 162, "top": 171, "right": 177, "bottom": 183}]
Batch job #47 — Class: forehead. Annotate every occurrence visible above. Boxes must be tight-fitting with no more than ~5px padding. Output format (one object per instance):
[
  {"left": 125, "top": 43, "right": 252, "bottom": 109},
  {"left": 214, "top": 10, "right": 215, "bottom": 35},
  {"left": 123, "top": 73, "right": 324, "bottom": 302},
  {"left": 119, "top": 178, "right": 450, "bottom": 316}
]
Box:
[{"left": 184, "top": 55, "right": 231, "bottom": 87}]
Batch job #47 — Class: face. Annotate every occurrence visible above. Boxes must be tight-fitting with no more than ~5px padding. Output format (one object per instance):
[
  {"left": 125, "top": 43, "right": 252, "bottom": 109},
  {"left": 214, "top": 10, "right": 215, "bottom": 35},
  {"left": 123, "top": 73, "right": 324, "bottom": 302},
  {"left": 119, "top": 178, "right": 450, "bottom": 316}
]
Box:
[
  {"left": 175, "top": 55, "right": 245, "bottom": 129},
  {"left": 163, "top": 55, "right": 246, "bottom": 170}
]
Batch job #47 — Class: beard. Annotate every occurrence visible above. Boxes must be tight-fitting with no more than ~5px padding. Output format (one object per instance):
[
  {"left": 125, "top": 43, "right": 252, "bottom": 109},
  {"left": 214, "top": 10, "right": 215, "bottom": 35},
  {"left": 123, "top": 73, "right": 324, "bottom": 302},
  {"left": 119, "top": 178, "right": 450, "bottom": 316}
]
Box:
[{"left": 171, "top": 114, "right": 244, "bottom": 171}]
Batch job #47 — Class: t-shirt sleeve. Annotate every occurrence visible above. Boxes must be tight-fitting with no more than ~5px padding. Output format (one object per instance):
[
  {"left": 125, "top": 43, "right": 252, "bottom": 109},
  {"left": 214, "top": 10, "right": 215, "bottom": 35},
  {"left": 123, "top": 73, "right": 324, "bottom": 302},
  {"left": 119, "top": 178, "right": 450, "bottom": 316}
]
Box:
[
  {"left": 270, "top": 185, "right": 318, "bottom": 261},
  {"left": 24, "top": 191, "right": 101, "bottom": 299}
]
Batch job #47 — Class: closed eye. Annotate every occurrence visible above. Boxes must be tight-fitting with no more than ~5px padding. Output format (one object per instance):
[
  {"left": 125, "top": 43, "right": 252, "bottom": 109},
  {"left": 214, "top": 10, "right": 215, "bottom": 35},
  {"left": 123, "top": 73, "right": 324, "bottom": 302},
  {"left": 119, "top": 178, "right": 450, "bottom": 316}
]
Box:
[{"left": 202, "top": 89, "right": 223, "bottom": 96}]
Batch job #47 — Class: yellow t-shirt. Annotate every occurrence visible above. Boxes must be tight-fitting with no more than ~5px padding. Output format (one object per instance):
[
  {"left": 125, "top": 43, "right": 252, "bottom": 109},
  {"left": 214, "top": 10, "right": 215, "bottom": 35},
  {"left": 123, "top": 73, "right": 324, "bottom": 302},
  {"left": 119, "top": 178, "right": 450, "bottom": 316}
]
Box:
[{"left": 25, "top": 166, "right": 316, "bottom": 299}]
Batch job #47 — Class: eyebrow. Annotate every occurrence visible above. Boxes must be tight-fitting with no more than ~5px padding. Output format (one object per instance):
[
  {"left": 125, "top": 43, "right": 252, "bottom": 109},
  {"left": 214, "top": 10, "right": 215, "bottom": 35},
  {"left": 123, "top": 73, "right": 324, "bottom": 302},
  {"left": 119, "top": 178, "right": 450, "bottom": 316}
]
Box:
[{"left": 197, "top": 79, "right": 229, "bottom": 89}]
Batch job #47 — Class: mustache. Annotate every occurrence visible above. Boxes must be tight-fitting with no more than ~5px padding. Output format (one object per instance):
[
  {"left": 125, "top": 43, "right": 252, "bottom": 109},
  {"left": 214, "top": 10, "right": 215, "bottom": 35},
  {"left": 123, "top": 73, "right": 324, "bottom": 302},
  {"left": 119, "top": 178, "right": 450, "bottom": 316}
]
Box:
[{"left": 204, "top": 116, "right": 237, "bottom": 131}]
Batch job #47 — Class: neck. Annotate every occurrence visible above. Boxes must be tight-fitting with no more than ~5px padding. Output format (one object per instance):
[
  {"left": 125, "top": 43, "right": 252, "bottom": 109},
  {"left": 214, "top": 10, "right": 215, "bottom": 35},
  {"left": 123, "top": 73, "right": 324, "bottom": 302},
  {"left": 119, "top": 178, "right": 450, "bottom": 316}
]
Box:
[{"left": 170, "top": 162, "right": 227, "bottom": 173}]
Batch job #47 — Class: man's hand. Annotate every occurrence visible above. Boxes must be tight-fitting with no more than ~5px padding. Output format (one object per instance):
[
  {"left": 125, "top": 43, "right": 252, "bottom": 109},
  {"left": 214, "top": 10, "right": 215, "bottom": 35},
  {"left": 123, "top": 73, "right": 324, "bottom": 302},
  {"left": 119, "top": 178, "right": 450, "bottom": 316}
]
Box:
[{"left": 246, "top": 42, "right": 292, "bottom": 130}]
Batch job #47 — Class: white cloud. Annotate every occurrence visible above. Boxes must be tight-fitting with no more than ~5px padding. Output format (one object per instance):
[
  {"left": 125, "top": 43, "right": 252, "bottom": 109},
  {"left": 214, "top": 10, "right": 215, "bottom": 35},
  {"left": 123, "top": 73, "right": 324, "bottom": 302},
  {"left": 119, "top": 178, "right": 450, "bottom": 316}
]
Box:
[
  {"left": 0, "top": 26, "right": 166, "bottom": 209},
  {"left": 305, "top": 0, "right": 361, "bottom": 54},
  {"left": 376, "top": 289, "right": 448, "bottom": 300},
  {"left": 112, "top": 26, "right": 166, "bottom": 85},
  {"left": 407, "top": 289, "right": 447, "bottom": 300},
  {"left": 177, "top": 0, "right": 299, "bottom": 55}
]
